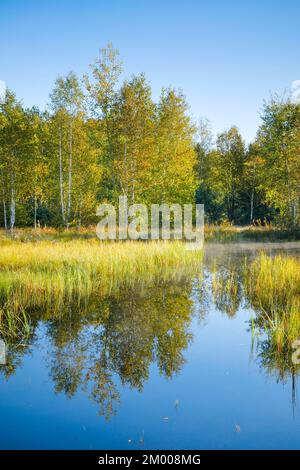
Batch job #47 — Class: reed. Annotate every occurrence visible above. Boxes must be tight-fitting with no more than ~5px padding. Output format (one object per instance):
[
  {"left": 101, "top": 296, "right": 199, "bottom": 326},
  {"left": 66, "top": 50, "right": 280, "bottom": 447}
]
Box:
[
  {"left": 2, "top": 224, "right": 299, "bottom": 245},
  {"left": 245, "top": 253, "right": 300, "bottom": 352},
  {"left": 0, "top": 239, "right": 202, "bottom": 312}
]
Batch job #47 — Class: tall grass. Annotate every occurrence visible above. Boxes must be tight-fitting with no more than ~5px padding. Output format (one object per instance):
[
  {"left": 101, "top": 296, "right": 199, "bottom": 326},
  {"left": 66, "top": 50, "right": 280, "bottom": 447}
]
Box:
[
  {"left": 204, "top": 223, "right": 300, "bottom": 243},
  {"left": 2, "top": 224, "right": 299, "bottom": 245},
  {"left": 0, "top": 239, "right": 202, "bottom": 312},
  {"left": 0, "top": 303, "right": 32, "bottom": 341},
  {"left": 245, "top": 253, "right": 300, "bottom": 352}
]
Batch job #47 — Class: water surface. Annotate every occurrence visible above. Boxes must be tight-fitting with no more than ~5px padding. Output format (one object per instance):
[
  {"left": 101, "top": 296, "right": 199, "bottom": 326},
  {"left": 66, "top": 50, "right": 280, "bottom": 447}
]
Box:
[{"left": 1, "top": 242, "right": 300, "bottom": 450}]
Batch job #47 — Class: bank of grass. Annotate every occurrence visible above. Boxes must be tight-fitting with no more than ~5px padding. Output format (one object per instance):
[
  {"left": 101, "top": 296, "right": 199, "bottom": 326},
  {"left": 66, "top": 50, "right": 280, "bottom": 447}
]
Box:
[
  {"left": 0, "top": 238, "right": 202, "bottom": 313},
  {"left": 246, "top": 253, "right": 300, "bottom": 353},
  {"left": 1, "top": 223, "right": 299, "bottom": 245},
  {"left": 205, "top": 223, "right": 300, "bottom": 243}
]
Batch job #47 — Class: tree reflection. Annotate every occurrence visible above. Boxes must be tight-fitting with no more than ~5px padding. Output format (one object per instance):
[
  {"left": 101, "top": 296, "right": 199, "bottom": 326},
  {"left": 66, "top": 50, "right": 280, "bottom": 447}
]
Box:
[
  {"left": 3, "top": 250, "right": 300, "bottom": 417},
  {"left": 250, "top": 314, "right": 300, "bottom": 412},
  {"left": 206, "top": 250, "right": 300, "bottom": 411},
  {"left": 0, "top": 306, "right": 37, "bottom": 379},
  {"left": 209, "top": 257, "right": 244, "bottom": 317},
  {"left": 1, "top": 278, "right": 195, "bottom": 420}
]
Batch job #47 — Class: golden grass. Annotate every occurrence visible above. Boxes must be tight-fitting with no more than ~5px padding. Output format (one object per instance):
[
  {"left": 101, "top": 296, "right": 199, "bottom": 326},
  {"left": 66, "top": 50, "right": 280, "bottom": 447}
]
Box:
[
  {"left": 1, "top": 222, "right": 297, "bottom": 246},
  {"left": 246, "top": 253, "right": 300, "bottom": 351},
  {"left": 246, "top": 253, "right": 300, "bottom": 310},
  {"left": 0, "top": 239, "right": 202, "bottom": 311}
]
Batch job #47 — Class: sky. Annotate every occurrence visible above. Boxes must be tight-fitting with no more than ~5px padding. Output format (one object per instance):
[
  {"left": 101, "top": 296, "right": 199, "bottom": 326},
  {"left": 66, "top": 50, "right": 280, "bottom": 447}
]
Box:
[{"left": 1, "top": 0, "right": 300, "bottom": 142}]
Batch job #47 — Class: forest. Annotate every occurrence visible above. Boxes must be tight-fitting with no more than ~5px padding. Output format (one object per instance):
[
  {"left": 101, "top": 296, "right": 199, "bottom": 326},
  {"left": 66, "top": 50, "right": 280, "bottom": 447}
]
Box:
[{"left": 0, "top": 44, "right": 300, "bottom": 231}]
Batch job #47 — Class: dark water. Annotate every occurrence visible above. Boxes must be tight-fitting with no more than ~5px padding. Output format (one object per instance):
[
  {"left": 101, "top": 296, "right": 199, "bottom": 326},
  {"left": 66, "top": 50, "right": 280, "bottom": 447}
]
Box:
[{"left": 1, "top": 243, "right": 300, "bottom": 450}]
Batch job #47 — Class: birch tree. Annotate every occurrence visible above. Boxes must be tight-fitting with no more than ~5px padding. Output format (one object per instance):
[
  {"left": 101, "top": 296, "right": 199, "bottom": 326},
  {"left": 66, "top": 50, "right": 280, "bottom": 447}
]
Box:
[
  {"left": 84, "top": 43, "right": 122, "bottom": 202},
  {"left": 0, "top": 91, "right": 30, "bottom": 231},
  {"left": 152, "top": 88, "right": 197, "bottom": 205},
  {"left": 50, "top": 73, "right": 84, "bottom": 227},
  {"left": 256, "top": 99, "right": 300, "bottom": 228},
  {"left": 211, "top": 127, "right": 246, "bottom": 223}
]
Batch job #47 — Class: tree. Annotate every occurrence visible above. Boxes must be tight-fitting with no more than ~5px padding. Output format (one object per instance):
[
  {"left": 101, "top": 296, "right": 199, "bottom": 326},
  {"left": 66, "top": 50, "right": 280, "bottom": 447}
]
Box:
[
  {"left": 210, "top": 127, "right": 246, "bottom": 223},
  {"left": 195, "top": 119, "right": 223, "bottom": 222},
  {"left": 84, "top": 43, "right": 122, "bottom": 203},
  {"left": 23, "top": 108, "right": 50, "bottom": 228},
  {"left": 0, "top": 91, "right": 33, "bottom": 231},
  {"left": 149, "top": 88, "right": 197, "bottom": 205},
  {"left": 238, "top": 142, "right": 268, "bottom": 224},
  {"left": 113, "top": 74, "right": 156, "bottom": 204},
  {"left": 50, "top": 72, "right": 88, "bottom": 227},
  {"left": 256, "top": 99, "right": 300, "bottom": 228}
]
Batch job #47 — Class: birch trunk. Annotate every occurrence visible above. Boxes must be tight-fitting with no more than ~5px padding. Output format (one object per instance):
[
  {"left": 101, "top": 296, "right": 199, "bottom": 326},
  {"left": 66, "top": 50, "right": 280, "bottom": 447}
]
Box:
[
  {"left": 10, "top": 175, "right": 15, "bottom": 233},
  {"left": 284, "top": 151, "right": 293, "bottom": 224},
  {"left": 34, "top": 194, "right": 37, "bottom": 230},
  {"left": 78, "top": 195, "right": 82, "bottom": 230},
  {"left": 1, "top": 173, "right": 7, "bottom": 230},
  {"left": 67, "top": 121, "right": 73, "bottom": 229},
  {"left": 250, "top": 189, "right": 254, "bottom": 223},
  {"left": 2, "top": 191, "right": 7, "bottom": 230},
  {"left": 59, "top": 126, "right": 65, "bottom": 225}
]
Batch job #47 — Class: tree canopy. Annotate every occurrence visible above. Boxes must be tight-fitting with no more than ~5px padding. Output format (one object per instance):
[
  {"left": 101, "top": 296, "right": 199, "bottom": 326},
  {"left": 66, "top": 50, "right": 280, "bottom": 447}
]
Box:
[{"left": 1, "top": 45, "right": 299, "bottom": 230}]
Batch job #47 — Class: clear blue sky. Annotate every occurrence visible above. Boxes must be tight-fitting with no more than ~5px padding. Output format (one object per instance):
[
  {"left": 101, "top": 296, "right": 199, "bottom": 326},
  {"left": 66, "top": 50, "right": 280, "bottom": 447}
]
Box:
[{"left": 1, "top": 0, "right": 300, "bottom": 142}]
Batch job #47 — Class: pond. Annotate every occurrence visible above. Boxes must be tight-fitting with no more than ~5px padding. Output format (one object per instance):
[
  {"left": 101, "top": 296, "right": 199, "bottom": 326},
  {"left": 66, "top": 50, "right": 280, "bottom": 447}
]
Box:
[{"left": 1, "top": 242, "right": 300, "bottom": 450}]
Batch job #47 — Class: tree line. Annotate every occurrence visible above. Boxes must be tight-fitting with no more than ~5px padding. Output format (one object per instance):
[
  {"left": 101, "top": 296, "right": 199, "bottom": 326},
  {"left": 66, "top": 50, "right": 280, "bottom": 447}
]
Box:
[{"left": 0, "top": 44, "right": 299, "bottom": 230}]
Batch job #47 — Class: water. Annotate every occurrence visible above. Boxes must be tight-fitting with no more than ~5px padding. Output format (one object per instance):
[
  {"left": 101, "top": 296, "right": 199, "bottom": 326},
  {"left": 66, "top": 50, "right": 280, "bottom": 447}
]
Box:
[{"left": 1, "top": 242, "right": 300, "bottom": 450}]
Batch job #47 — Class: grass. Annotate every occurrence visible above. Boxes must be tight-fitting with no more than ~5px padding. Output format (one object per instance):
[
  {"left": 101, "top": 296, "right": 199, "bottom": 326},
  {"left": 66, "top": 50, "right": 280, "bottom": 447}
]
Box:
[
  {"left": 0, "top": 238, "right": 203, "bottom": 313},
  {"left": 211, "top": 263, "right": 241, "bottom": 317},
  {"left": 0, "top": 303, "right": 32, "bottom": 341},
  {"left": 1, "top": 223, "right": 299, "bottom": 245},
  {"left": 204, "top": 223, "right": 300, "bottom": 243},
  {"left": 1, "top": 226, "right": 299, "bottom": 354},
  {"left": 245, "top": 253, "right": 300, "bottom": 353}
]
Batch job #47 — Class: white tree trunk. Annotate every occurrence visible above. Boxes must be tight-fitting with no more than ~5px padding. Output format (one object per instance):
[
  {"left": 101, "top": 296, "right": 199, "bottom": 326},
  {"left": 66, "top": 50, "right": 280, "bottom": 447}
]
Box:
[
  {"left": 10, "top": 175, "right": 15, "bottom": 233},
  {"left": 34, "top": 194, "right": 37, "bottom": 230},
  {"left": 2, "top": 193, "right": 7, "bottom": 230},
  {"left": 1, "top": 173, "right": 7, "bottom": 230},
  {"left": 250, "top": 190, "right": 254, "bottom": 223},
  {"left": 59, "top": 126, "right": 65, "bottom": 225},
  {"left": 67, "top": 121, "right": 73, "bottom": 229}
]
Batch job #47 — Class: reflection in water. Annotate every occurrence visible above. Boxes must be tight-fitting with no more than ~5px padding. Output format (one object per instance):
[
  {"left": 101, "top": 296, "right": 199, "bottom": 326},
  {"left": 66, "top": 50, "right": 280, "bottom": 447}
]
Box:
[
  {"left": 1, "top": 245, "right": 300, "bottom": 422},
  {"left": 211, "top": 264, "right": 243, "bottom": 317},
  {"left": 207, "top": 246, "right": 300, "bottom": 410},
  {"left": 0, "top": 280, "right": 196, "bottom": 420},
  {"left": 0, "top": 307, "right": 36, "bottom": 379},
  {"left": 250, "top": 312, "right": 300, "bottom": 412}
]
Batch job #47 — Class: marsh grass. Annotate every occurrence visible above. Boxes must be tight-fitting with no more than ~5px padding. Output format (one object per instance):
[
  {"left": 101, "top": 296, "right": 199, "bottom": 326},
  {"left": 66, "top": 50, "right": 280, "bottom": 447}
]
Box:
[
  {"left": 204, "top": 223, "right": 300, "bottom": 243},
  {"left": 246, "top": 253, "right": 300, "bottom": 353},
  {"left": 0, "top": 302, "right": 32, "bottom": 342},
  {"left": 2, "top": 224, "right": 299, "bottom": 245},
  {"left": 0, "top": 239, "right": 202, "bottom": 313}
]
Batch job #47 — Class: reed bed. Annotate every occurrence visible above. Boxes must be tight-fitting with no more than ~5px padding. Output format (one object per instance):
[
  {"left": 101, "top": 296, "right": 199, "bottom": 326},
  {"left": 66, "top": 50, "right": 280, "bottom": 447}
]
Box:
[
  {"left": 245, "top": 253, "right": 300, "bottom": 352},
  {"left": 2, "top": 224, "right": 299, "bottom": 245},
  {"left": 204, "top": 223, "right": 300, "bottom": 243},
  {"left": 0, "top": 239, "right": 202, "bottom": 312}
]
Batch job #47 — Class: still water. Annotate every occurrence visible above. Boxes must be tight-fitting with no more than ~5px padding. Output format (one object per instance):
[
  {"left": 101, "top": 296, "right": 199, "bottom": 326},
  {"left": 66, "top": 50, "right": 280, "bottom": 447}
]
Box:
[{"left": 1, "top": 243, "right": 300, "bottom": 450}]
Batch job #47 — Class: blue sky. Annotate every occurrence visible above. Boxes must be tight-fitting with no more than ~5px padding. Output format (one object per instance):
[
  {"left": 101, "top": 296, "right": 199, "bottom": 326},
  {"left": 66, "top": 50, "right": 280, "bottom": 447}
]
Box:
[{"left": 1, "top": 0, "right": 300, "bottom": 142}]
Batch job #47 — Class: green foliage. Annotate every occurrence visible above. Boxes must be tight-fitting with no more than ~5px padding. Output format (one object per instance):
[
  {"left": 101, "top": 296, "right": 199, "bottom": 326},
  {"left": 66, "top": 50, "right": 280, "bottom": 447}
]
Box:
[
  {"left": 256, "top": 99, "right": 300, "bottom": 228},
  {"left": 1, "top": 47, "right": 300, "bottom": 230},
  {"left": 0, "top": 45, "right": 198, "bottom": 228}
]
